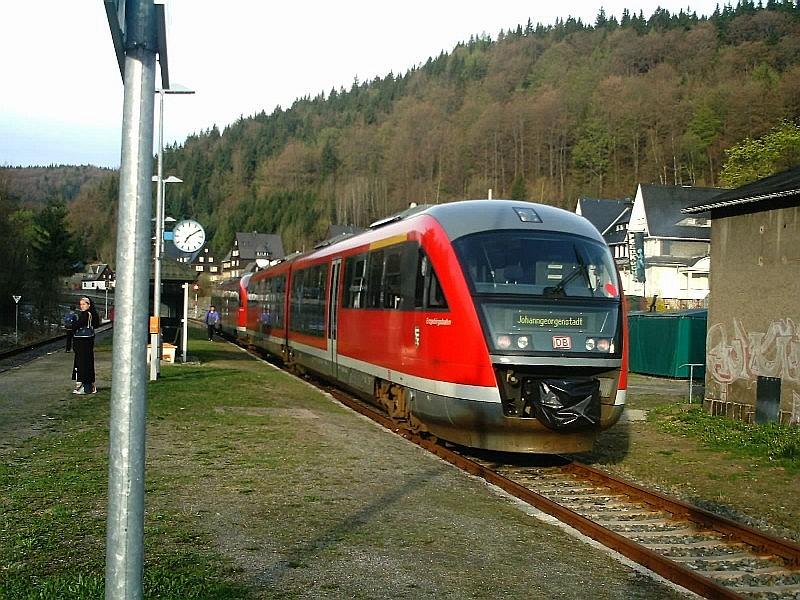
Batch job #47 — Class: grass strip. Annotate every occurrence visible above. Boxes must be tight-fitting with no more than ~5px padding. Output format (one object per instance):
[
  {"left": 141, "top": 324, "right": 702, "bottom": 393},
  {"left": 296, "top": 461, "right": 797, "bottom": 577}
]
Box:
[
  {"left": 0, "top": 344, "right": 258, "bottom": 599},
  {"left": 652, "top": 404, "right": 800, "bottom": 470}
]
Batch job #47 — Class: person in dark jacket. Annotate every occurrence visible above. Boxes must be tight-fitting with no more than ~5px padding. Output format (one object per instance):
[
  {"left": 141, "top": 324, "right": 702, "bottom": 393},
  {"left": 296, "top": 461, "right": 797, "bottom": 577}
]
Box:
[
  {"left": 72, "top": 296, "right": 100, "bottom": 395},
  {"left": 205, "top": 305, "right": 220, "bottom": 341},
  {"left": 64, "top": 305, "right": 78, "bottom": 352}
]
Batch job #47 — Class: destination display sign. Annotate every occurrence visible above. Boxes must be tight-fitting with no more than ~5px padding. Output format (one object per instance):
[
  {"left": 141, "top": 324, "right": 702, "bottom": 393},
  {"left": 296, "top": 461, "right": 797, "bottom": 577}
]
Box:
[{"left": 516, "top": 312, "right": 587, "bottom": 329}]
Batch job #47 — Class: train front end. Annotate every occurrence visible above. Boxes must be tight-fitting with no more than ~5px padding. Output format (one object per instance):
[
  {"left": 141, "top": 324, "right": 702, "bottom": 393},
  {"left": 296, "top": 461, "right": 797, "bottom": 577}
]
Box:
[{"left": 416, "top": 201, "right": 626, "bottom": 454}]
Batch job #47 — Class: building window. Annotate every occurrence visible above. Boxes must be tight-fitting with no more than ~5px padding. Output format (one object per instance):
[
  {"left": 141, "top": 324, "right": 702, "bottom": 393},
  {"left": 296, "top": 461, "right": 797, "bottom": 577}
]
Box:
[
  {"left": 196, "top": 266, "right": 203, "bottom": 272},
  {"left": 208, "top": 257, "right": 214, "bottom": 263},
  {"left": 210, "top": 266, "right": 218, "bottom": 273}
]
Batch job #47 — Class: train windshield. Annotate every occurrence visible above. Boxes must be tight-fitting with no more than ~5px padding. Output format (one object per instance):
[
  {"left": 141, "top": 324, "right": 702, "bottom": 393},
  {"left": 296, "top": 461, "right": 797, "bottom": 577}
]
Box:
[
  {"left": 453, "top": 230, "right": 619, "bottom": 298},
  {"left": 453, "top": 231, "right": 622, "bottom": 356}
]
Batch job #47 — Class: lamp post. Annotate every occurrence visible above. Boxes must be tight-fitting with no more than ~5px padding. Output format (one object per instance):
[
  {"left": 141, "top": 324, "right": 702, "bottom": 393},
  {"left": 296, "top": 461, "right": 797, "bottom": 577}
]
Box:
[
  {"left": 150, "top": 175, "right": 181, "bottom": 381},
  {"left": 150, "top": 86, "right": 194, "bottom": 381}
]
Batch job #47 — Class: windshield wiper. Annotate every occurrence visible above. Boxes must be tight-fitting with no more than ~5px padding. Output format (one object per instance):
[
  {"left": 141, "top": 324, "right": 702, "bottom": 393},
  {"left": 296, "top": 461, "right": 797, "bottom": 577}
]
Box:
[{"left": 543, "top": 246, "right": 592, "bottom": 298}]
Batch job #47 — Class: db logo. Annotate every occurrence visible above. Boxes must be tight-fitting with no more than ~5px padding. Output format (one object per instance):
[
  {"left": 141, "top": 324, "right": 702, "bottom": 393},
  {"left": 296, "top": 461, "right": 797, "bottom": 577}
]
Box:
[{"left": 552, "top": 335, "right": 572, "bottom": 350}]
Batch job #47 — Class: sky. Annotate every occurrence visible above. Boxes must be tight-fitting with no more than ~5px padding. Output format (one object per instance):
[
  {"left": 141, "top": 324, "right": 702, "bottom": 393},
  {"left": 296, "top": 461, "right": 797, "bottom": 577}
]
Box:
[{"left": 0, "top": 0, "right": 725, "bottom": 169}]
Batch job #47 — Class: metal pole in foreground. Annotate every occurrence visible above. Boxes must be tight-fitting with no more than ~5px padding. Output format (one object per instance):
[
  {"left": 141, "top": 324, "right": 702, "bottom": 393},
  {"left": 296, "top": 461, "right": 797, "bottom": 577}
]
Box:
[{"left": 105, "top": 1, "right": 156, "bottom": 597}]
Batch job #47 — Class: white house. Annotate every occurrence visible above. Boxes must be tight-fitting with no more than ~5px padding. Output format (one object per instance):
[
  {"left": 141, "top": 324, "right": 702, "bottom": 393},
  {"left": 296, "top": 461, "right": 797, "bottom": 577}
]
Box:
[
  {"left": 623, "top": 184, "right": 722, "bottom": 308},
  {"left": 81, "top": 263, "right": 115, "bottom": 291}
]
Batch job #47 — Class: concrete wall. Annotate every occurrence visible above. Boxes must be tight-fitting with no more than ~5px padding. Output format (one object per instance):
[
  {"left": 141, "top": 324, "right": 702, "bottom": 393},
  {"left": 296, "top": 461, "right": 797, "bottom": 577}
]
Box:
[{"left": 703, "top": 205, "right": 800, "bottom": 424}]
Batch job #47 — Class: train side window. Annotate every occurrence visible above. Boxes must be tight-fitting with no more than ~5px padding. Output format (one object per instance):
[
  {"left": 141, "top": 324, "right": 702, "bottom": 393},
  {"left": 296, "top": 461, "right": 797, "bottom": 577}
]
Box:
[
  {"left": 290, "top": 266, "right": 327, "bottom": 336},
  {"left": 271, "top": 275, "right": 286, "bottom": 328},
  {"left": 383, "top": 250, "right": 402, "bottom": 309},
  {"left": 344, "top": 254, "right": 367, "bottom": 309},
  {"left": 428, "top": 272, "right": 447, "bottom": 308},
  {"left": 366, "top": 249, "right": 384, "bottom": 309},
  {"left": 415, "top": 251, "right": 448, "bottom": 310},
  {"left": 414, "top": 254, "right": 427, "bottom": 309}
]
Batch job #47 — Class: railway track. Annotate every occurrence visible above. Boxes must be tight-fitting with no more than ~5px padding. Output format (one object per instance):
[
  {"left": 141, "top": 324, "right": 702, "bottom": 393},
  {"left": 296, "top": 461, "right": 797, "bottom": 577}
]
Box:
[
  {"left": 0, "top": 324, "right": 113, "bottom": 372},
  {"left": 322, "top": 388, "right": 800, "bottom": 599}
]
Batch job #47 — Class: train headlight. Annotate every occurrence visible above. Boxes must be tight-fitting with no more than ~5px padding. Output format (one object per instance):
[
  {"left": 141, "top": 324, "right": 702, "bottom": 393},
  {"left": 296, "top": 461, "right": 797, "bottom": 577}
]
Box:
[
  {"left": 585, "top": 338, "right": 596, "bottom": 351},
  {"left": 597, "top": 338, "right": 611, "bottom": 352},
  {"left": 497, "top": 335, "right": 512, "bottom": 349},
  {"left": 516, "top": 336, "right": 529, "bottom": 349}
]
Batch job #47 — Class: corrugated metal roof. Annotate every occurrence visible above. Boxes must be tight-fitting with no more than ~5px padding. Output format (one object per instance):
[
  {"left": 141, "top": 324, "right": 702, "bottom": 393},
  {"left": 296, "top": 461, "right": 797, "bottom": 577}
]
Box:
[{"left": 682, "top": 167, "right": 800, "bottom": 214}]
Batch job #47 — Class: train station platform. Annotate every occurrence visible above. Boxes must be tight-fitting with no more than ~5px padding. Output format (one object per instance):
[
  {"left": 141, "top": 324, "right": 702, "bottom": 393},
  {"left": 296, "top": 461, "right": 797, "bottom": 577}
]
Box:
[
  {"left": 0, "top": 329, "right": 688, "bottom": 599},
  {"left": 0, "top": 329, "right": 113, "bottom": 452}
]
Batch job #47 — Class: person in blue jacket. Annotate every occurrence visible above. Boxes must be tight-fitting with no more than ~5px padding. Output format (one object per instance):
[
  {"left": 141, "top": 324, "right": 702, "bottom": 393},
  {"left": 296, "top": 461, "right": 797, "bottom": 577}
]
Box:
[
  {"left": 205, "top": 305, "right": 220, "bottom": 341},
  {"left": 63, "top": 305, "right": 78, "bottom": 352}
]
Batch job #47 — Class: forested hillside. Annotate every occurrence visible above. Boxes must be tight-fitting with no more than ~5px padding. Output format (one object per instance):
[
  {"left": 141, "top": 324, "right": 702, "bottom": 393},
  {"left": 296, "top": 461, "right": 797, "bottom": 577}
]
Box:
[
  {"left": 52, "top": 2, "right": 800, "bottom": 260},
  {"left": 0, "top": 165, "right": 113, "bottom": 208}
]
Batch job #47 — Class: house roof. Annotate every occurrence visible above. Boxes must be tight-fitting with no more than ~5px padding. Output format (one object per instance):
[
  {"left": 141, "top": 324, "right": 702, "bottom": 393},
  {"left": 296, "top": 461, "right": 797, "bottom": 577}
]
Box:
[
  {"left": 150, "top": 258, "right": 197, "bottom": 282},
  {"left": 638, "top": 184, "right": 721, "bottom": 240},
  {"left": 575, "top": 197, "right": 632, "bottom": 245},
  {"left": 235, "top": 232, "right": 285, "bottom": 261},
  {"left": 83, "top": 263, "right": 111, "bottom": 280},
  {"left": 682, "top": 167, "right": 800, "bottom": 214}
]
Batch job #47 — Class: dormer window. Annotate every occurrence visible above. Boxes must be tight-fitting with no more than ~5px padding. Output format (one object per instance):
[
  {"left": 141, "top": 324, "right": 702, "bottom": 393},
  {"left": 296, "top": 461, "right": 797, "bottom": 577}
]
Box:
[{"left": 675, "top": 217, "right": 710, "bottom": 227}]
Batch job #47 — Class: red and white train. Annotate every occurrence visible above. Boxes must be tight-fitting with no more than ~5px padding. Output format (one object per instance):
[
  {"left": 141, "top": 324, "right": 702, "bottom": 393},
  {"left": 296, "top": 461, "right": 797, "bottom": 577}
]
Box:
[{"left": 214, "top": 199, "right": 628, "bottom": 453}]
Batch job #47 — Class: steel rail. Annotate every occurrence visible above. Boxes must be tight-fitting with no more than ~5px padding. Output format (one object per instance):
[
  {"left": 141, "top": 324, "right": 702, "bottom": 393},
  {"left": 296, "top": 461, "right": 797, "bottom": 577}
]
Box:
[{"left": 564, "top": 461, "right": 800, "bottom": 567}]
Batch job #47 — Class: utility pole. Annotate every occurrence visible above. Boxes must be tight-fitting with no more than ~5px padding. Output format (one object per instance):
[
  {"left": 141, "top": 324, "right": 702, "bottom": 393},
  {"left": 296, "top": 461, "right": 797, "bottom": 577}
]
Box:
[{"left": 102, "top": 1, "right": 168, "bottom": 597}]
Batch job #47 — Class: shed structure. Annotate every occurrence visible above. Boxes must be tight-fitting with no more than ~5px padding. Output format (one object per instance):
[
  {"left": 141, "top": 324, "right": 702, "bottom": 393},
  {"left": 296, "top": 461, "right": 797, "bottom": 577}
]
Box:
[
  {"left": 683, "top": 167, "right": 800, "bottom": 425},
  {"left": 628, "top": 309, "right": 707, "bottom": 378}
]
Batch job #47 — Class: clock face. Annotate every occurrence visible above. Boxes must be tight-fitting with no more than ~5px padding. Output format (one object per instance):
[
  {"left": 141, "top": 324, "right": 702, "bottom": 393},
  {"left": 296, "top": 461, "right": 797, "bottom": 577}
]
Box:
[{"left": 172, "top": 219, "right": 206, "bottom": 253}]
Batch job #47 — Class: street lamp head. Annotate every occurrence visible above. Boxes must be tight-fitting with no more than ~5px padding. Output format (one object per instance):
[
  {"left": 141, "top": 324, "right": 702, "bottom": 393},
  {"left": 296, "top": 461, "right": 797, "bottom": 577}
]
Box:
[
  {"left": 152, "top": 175, "right": 183, "bottom": 184},
  {"left": 156, "top": 84, "right": 196, "bottom": 95}
]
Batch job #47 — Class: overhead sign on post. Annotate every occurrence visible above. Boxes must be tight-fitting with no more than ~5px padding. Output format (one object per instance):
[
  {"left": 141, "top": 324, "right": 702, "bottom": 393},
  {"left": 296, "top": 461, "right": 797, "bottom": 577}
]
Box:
[
  {"left": 103, "top": 0, "right": 126, "bottom": 80},
  {"left": 104, "top": 0, "right": 170, "bottom": 89}
]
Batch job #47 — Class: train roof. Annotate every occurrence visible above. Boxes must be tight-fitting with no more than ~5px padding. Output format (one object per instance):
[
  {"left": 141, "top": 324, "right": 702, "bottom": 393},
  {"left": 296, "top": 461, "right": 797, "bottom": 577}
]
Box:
[
  {"left": 417, "top": 199, "right": 604, "bottom": 242},
  {"left": 258, "top": 200, "right": 607, "bottom": 274}
]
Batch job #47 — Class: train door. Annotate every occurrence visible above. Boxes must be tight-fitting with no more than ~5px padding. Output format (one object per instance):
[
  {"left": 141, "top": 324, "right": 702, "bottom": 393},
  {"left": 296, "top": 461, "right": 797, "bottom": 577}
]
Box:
[{"left": 327, "top": 259, "right": 342, "bottom": 378}]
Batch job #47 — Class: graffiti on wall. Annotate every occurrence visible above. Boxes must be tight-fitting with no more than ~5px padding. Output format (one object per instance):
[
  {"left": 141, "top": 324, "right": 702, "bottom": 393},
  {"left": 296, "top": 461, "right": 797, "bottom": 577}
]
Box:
[{"left": 707, "top": 318, "right": 800, "bottom": 386}]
